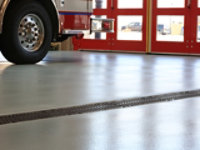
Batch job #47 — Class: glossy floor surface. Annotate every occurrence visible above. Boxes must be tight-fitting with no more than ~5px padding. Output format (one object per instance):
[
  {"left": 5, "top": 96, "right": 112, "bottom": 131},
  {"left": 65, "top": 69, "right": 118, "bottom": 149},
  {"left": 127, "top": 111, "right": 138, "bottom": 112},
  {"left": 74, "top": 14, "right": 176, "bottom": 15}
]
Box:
[
  {"left": 1, "top": 51, "right": 200, "bottom": 149},
  {"left": 1, "top": 51, "right": 200, "bottom": 115},
  {"left": 0, "top": 97, "right": 200, "bottom": 150}
]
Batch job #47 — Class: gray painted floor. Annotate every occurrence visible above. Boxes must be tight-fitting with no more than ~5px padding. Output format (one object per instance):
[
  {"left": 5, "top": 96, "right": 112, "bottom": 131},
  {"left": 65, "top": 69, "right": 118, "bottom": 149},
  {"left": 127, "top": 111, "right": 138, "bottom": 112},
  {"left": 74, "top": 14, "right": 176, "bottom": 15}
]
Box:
[
  {"left": 1, "top": 51, "right": 200, "bottom": 149},
  {"left": 0, "top": 97, "right": 200, "bottom": 150},
  {"left": 1, "top": 51, "right": 200, "bottom": 115}
]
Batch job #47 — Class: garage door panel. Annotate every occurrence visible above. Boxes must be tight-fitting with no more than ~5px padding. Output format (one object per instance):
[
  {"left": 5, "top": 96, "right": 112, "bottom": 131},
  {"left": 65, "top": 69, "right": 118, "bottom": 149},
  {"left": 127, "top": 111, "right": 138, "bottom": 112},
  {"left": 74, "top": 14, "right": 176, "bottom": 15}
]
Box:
[{"left": 76, "top": 0, "right": 147, "bottom": 52}]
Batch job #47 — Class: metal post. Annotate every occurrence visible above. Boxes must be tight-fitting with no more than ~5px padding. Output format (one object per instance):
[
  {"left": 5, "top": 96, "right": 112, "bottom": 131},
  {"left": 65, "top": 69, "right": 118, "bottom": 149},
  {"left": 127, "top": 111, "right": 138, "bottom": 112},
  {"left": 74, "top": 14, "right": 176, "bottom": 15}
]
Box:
[{"left": 95, "top": 0, "right": 103, "bottom": 39}]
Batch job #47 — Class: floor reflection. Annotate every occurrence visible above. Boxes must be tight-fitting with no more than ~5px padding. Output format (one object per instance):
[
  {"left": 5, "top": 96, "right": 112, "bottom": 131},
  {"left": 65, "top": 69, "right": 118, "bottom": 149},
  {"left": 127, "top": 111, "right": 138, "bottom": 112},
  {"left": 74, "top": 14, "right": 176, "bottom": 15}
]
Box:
[{"left": 1, "top": 97, "right": 200, "bottom": 150}]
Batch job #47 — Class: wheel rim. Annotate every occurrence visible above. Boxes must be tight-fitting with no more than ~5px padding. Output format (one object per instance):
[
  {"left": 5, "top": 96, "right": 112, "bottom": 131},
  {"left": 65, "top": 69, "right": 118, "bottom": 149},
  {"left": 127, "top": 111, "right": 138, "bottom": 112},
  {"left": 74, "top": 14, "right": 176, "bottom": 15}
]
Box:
[{"left": 18, "top": 14, "right": 45, "bottom": 52}]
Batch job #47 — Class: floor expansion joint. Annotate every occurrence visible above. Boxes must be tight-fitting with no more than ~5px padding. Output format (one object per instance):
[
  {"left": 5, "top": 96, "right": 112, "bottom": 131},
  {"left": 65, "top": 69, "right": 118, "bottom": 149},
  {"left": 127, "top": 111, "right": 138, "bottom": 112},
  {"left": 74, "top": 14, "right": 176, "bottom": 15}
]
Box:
[{"left": 0, "top": 89, "right": 200, "bottom": 125}]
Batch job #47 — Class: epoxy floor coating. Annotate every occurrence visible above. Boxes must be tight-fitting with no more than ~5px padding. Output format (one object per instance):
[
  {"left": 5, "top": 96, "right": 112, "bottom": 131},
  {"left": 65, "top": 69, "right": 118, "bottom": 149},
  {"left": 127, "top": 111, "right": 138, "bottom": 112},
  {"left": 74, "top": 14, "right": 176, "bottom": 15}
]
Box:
[
  {"left": 1, "top": 51, "right": 200, "bottom": 149},
  {"left": 0, "top": 97, "right": 200, "bottom": 150},
  {"left": 1, "top": 51, "right": 200, "bottom": 115}
]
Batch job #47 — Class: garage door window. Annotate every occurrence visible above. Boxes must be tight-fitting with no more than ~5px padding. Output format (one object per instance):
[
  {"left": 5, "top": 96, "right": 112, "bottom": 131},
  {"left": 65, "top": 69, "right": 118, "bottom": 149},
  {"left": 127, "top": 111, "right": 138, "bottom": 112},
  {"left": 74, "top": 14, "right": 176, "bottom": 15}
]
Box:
[
  {"left": 118, "top": 0, "right": 143, "bottom": 9},
  {"left": 157, "top": 0, "right": 185, "bottom": 8},
  {"left": 156, "top": 15, "right": 184, "bottom": 42},
  {"left": 118, "top": 15, "right": 143, "bottom": 41}
]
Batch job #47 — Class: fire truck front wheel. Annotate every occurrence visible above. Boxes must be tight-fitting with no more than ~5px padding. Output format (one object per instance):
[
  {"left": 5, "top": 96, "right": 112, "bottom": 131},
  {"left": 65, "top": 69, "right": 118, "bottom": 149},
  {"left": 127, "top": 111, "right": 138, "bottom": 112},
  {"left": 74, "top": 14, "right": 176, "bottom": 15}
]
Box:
[{"left": 1, "top": 0, "right": 52, "bottom": 64}]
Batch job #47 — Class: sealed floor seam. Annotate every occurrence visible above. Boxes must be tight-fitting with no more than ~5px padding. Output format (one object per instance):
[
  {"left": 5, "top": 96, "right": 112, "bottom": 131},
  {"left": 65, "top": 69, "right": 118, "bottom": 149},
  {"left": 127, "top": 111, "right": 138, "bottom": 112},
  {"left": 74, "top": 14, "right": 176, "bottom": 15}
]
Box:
[{"left": 0, "top": 89, "right": 200, "bottom": 125}]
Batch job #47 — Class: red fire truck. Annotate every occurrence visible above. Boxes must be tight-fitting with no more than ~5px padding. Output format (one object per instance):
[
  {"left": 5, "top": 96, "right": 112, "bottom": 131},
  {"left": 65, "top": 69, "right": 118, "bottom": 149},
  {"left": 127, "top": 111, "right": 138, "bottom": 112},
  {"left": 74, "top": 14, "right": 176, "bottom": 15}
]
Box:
[{"left": 0, "top": 0, "right": 113, "bottom": 64}]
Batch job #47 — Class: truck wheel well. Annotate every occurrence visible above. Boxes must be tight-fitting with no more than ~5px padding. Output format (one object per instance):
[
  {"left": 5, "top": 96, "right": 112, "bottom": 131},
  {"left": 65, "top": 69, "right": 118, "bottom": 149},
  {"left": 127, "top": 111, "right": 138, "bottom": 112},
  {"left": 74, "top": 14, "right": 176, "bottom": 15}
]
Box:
[{"left": 4, "top": 0, "right": 59, "bottom": 41}]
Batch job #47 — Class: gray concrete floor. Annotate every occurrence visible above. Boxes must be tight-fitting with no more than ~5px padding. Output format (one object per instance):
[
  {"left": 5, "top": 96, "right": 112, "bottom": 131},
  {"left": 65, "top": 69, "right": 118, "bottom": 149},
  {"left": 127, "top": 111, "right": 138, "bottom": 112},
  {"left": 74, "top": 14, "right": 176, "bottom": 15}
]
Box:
[
  {"left": 1, "top": 51, "right": 200, "bottom": 114},
  {"left": 1, "top": 51, "right": 200, "bottom": 149},
  {"left": 0, "top": 97, "right": 200, "bottom": 150}
]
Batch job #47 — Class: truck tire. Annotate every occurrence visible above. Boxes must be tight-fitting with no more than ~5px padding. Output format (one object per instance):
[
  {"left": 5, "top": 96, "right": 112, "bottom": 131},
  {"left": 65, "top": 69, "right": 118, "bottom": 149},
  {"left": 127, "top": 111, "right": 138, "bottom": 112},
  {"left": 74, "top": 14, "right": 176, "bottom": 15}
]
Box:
[{"left": 1, "top": 0, "right": 52, "bottom": 64}]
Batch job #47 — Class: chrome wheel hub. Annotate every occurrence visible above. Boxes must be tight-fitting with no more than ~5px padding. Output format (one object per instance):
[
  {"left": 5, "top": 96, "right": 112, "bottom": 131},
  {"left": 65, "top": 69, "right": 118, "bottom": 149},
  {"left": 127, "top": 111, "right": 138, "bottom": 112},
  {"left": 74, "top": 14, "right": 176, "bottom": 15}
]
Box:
[{"left": 18, "top": 14, "right": 45, "bottom": 52}]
